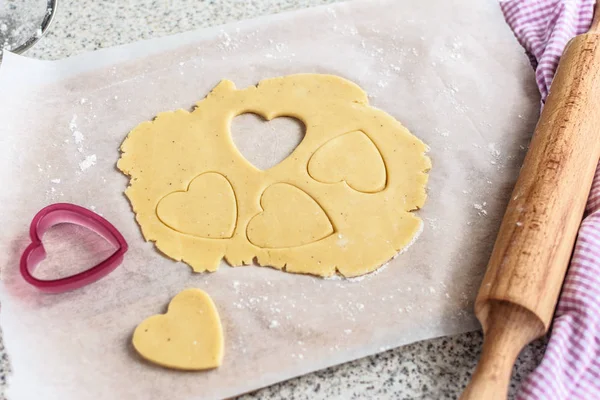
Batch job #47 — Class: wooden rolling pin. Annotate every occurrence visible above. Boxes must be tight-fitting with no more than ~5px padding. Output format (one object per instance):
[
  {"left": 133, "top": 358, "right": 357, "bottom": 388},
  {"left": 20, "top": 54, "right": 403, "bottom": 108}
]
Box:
[{"left": 461, "top": 5, "right": 600, "bottom": 400}]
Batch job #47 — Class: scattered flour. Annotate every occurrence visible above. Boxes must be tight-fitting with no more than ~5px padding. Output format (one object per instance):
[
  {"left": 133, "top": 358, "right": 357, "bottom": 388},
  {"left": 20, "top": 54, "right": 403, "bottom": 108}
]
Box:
[
  {"left": 425, "top": 217, "right": 438, "bottom": 230},
  {"left": 488, "top": 142, "right": 501, "bottom": 157},
  {"left": 73, "top": 131, "right": 84, "bottom": 144},
  {"left": 216, "top": 30, "right": 240, "bottom": 51},
  {"left": 79, "top": 154, "right": 97, "bottom": 172},
  {"left": 69, "top": 113, "right": 99, "bottom": 172},
  {"left": 473, "top": 203, "right": 488, "bottom": 216},
  {"left": 336, "top": 233, "right": 349, "bottom": 247},
  {"left": 69, "top": 115, "right": 78, "bottom": 132},
  {"left": 269, "top": 320, "right": 279, "bottom": 329}
]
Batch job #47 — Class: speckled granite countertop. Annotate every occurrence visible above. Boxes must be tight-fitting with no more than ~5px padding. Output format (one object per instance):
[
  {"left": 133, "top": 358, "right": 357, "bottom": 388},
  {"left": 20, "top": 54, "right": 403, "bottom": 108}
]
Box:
[{"left": 1, "top": 0, "right": 547, "bottom": 399}]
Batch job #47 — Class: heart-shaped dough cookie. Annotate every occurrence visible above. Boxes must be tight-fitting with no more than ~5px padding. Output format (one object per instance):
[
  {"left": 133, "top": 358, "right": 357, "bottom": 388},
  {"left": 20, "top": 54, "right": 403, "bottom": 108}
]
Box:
[
  {"left": 308, "top": 130, "right": 386, "bottom": 193},
  {"left": 156, "top": 172, "right": 237, "bottom": 238},
  {"left": 247, "top": 183, "right": 334, "bottom": 248},
  {"left": 132, "top": 288, "right": 224, "bottom": 371}
]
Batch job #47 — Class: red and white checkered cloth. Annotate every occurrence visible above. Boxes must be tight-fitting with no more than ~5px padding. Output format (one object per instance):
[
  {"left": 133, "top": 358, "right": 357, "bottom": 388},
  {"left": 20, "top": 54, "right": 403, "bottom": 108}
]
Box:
[{"left": 499, "top": 1, "right": 600, "bottom": 399}]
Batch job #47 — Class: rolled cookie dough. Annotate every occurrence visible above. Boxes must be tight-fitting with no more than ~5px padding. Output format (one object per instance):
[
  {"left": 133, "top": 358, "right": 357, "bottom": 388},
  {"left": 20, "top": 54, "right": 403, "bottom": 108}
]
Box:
[{"left": 118, "top": 74, "right": 430, "bottom": 277}]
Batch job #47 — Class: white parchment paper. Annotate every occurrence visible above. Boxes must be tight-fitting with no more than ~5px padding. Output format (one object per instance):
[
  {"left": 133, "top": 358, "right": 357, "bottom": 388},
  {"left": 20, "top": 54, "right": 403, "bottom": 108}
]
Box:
[{"left": 0, "top": 0, "right": 540, "bottom": 399}]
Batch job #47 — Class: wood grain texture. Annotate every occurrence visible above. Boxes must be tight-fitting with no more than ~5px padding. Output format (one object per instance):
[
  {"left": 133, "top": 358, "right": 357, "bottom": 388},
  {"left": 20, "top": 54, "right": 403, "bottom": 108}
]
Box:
[
  {"left": 478, "top": 33, "right": 600, "bottom": 331},
  {"left": 591, "top": 1, "right": 600, "bottom": 33},
  {"left": 461, "top": 302, "right": 544, "bottom": 400},
  {"left": 462, "top": 32, "right": 600, "bottom": 399}
]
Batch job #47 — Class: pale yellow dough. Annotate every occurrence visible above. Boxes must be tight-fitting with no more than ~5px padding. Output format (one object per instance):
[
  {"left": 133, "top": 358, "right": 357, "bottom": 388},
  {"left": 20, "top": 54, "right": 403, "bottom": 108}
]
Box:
[
  {"left": 118, "top": 74, "right": 431, "bottom": 277},
  {"left": 157, "top": 172, "right": 237, "bottom": 239},
  {"left": 308, "top": 130, "right": 386, "bottom": 193},
  {"left": 132, "top": 289, "right": 224, "bottom": 370}
]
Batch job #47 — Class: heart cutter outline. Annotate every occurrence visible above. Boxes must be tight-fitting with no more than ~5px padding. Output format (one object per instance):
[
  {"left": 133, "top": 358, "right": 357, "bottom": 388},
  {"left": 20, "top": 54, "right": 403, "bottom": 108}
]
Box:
[{"left": 20, "top": 203, "right": 128, "bottom": 293}]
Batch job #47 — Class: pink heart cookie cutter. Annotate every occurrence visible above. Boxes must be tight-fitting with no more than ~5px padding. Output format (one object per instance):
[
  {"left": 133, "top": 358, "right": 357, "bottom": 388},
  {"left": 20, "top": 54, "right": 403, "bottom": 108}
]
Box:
[{"left": 20, "top": 203, "right": 128, "bottom": 293}]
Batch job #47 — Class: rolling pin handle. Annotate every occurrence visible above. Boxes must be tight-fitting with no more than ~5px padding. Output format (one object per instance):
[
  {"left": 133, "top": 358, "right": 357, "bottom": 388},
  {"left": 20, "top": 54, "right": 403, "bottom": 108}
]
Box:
[{"left": 460, "top": 301, "right": 545, "bottom": 400}]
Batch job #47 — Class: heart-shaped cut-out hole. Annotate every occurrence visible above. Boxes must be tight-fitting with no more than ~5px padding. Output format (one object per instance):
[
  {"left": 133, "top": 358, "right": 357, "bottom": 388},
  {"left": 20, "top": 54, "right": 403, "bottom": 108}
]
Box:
[
  {"left": 132, "top": 288, "right": 224, "bottom": 370},
  {"left": 230, "top": 113, "right": 305, "bottom": 170}
]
